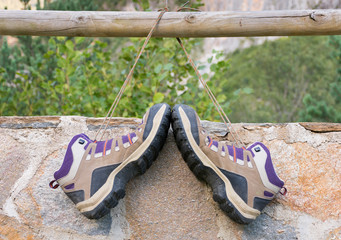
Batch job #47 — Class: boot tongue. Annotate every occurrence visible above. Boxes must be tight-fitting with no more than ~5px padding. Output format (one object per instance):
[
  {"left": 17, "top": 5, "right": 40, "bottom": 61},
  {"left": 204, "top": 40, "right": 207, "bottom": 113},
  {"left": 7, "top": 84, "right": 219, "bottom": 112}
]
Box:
[{"left": 247, "top": 142, "right": 284, "bottom": 189}]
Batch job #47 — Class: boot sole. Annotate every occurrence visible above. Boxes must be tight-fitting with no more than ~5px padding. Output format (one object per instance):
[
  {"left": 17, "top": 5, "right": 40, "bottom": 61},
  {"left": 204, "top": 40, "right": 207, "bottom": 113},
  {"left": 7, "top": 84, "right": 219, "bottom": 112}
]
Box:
[
  {"left": 77, "top": 103, "right": 171, "bottom": 219},
  {"left": 171, "top": 104, "right": 260, "bottom": 224}
]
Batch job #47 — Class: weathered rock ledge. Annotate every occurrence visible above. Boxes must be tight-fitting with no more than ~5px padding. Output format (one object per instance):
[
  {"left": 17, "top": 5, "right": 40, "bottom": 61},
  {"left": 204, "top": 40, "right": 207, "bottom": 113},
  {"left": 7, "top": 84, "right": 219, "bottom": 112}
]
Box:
[{"left": 0, "top": 116, "right": 340, "bottom": 240}]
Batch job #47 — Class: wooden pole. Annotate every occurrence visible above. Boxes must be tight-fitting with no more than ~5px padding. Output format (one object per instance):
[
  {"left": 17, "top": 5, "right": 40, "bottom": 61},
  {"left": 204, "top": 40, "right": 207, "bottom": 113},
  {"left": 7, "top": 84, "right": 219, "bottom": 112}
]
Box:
[{"left": 0, "top": 10, "right": 341, "bottom": 37}]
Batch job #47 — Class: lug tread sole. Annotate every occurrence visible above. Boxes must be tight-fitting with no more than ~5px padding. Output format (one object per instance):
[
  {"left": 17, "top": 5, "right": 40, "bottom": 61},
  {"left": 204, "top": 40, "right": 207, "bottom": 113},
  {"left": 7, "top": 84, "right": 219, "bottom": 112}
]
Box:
[
  {"left": 83, "top": 105, "right": 171, "bottom": 219},
  {"left": 171, "top": 106, "right": 253, "bottom": 224}
]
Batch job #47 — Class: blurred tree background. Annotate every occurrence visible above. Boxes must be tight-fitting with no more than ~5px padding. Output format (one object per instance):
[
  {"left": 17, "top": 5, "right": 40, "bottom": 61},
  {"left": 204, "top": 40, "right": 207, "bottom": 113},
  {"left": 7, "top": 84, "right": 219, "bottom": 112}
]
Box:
[
  {"left": 0, "top": 0, "right": 340, "bottom": 123},
  {"left": 224, "top": 36, "right": 341, "bottom": 123}
]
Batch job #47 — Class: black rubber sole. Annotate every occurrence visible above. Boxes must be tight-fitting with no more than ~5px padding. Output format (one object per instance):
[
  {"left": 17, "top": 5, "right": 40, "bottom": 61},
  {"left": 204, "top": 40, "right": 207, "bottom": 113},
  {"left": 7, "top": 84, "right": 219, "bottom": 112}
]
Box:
[
  {"left": 83, "top": 104, "right": 171, "bottom": 219},
  {"left": 171, "top": 104, "right": 253, "bottom": 224}
]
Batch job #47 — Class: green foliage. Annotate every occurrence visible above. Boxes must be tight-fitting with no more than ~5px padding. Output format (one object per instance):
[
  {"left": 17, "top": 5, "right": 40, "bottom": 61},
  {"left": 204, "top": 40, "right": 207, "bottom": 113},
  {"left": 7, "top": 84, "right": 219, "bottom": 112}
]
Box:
[
  {"left": 3, "top": 0, "right": 234, "bottom": 120},
  {"left": 0, "top": 38, "right": 18, "bottom": 80},
  {"left": 299, "top": 94, "right": 341, "bottom": 122},
  {"left": 223, "top": 36, "right": 338, "bottom": 123},
  {"left": 299, "top": 36, "right": 341, "bottom": 122},
  {"left": 20, "top": 0, "right": 31, "bottom": 9},
  {"left": 0, "top": 36, "right": 236, "bottom": 119},
  {"left": 131, "top": 0, "right": 204, "bottom": 11},
  {"left": 2, "top": 0, "right": 338, "bottom": 123},
  {"left": 330, "top": 36, "right": 341, "bottom": 104},
  {"left": 40, "top": 0, "right": 204, "bottom": 11},
  {"left": 42, "top": 0, "right": 99, "bottom": 11}
]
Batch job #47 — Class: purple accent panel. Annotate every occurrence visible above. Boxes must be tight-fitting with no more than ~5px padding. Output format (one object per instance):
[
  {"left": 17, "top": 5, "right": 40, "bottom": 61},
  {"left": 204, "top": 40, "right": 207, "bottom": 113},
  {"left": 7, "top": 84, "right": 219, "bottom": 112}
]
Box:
[
  {"left": 116, "top": 140, "right": 118, "bottom": 147},
  {"left": 81, "top": 133, "right": 92, "bottom": 150},
  {"left": 247, "top": 143, "right": 257, "bottom": 157},
  {"left": 64, "top": 183, "right": 74, "bottom": 190},
  {"left": 235, "top": 147, "right": 244, "bottom": 161},
  {"left": 54, "top": 133, "right": 91, "bottom": 180},
  {"left": 81, "top": 133, "right": 91, "bottom": 140},
  {"left": 84, "top": 142, "right": 90, "bottom": 150},
  {"left": 95, "top": 141, "right": 105, "bottom": 154},
  {"left": 212, "top": 141, "right": 218, "bottom": 148},
  {"left": 83, "top": 134, "right": 92, "bottom": 142},
  {"left": 264, "top": 191, "right": 274, "bottom": 197},
  {"left": 249, "top": 142, "right": 284, "bottom": 188},
  {"left": 107, "top": 139, "right": 113, "bottom": 150},
  {"left": 247, "top": 155, "right": 251, "bottom": 162},
  {"left": 122, "top": 135, "right": 129, "bottom": 144},
  {"left": 222, "top": 146, "right": 225, "bottom": 152},
  {"left": 227, "top": 145, "right": 234, "bottom": 157},
  {"left": 130, "top": 132, "right": 137, "bottom": 139},
  {"left": 207, "top": 136, "right": 211, "bottom": 142}
]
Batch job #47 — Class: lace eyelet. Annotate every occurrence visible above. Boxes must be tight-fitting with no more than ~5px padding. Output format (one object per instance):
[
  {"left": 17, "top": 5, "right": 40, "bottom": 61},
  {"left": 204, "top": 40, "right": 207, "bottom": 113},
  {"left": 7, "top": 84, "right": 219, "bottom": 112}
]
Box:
[
  {"left": 279, "top": 187, "right": 287, "bottom": 195},
  {"left": 49, "top": 180, "right": 59, "bottom": 189}
]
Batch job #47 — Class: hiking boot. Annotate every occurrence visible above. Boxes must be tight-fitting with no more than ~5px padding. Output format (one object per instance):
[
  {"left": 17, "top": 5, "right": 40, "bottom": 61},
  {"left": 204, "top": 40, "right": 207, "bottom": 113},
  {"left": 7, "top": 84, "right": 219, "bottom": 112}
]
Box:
[
  {"left": 171, "top": 104, "right": 284, "bottom": 224},
  {"left": 50, "top": 103, "right": 171, "bottom": 219}
]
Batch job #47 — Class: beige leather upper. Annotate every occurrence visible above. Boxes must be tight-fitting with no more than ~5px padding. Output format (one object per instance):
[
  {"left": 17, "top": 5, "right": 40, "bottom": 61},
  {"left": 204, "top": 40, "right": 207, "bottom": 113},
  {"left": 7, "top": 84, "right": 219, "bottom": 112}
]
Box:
[
  {"left": 62, "top": 110, "right": 150, "bottom": 200},
  {"left": 196, "top": 117, "right": 275, "bottom": 207}
]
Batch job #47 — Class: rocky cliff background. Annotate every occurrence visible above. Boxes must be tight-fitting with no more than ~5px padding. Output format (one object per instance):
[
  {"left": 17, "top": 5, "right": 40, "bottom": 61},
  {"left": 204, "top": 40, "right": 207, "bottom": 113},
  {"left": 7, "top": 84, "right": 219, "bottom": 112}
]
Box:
[{"left": 201, "top": 0, "right": 341, "bottom": 54}]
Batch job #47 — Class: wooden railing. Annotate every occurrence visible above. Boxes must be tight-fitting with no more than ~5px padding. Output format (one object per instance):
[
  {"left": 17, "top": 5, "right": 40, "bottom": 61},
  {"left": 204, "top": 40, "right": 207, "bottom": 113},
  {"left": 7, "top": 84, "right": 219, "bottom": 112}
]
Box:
[{"left": 0, "top": 10, "right": 340, "bottom": 37}]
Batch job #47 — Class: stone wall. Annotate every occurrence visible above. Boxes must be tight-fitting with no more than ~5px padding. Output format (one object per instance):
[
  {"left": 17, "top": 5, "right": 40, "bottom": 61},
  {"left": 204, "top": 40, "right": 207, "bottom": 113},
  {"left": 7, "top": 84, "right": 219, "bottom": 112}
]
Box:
[{"left": 0, "top": 116, "right": 340, "bottom": 240}]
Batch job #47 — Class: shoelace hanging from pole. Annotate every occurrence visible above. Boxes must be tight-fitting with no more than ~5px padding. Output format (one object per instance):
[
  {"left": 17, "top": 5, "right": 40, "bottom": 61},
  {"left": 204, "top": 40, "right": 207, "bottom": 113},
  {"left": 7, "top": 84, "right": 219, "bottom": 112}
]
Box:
[
  {"left": 95, "top": 3, "right": 245, "bottom": 148},
  {"left": 176, "top": 2, "right": 245, "bottom": 148},
  {"left": 94, "top": 8, "right": 169, "bottom": 142},
  {"left": 175, "top": 37, "right": 245, "bottom": 148}
]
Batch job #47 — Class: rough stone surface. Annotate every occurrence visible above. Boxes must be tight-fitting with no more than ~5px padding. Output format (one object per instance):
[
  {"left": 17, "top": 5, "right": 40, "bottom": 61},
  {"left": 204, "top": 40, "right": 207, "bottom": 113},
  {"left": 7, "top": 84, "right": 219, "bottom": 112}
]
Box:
[
  {"left": 0, "top": 116, "right": 340, "bottom": 240},
  {"left": 0, "top": 134, "right": 29, "bottom": 208},
  {"left": 242, "top": 214, "right": 297, "bottom": 240},
  {"left": 299, "top": 122, "right": 341, "bottom": 132}
]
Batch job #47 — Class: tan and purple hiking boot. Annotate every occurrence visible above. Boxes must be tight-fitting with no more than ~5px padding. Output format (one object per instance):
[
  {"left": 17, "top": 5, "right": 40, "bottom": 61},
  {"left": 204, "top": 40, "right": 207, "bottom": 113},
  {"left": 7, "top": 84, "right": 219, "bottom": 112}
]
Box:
[
  {"left": 50, "top": 103, "right": 171, "bottom": 219},
  {"left": 171, "top": 104, "right": 285, "bottom": 224}
]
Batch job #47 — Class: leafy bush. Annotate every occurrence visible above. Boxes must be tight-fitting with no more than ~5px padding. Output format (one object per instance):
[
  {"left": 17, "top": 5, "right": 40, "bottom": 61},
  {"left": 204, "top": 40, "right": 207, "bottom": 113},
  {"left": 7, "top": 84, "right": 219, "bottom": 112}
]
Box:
[
  {"left": 0, "top": 36, "right": 239, "bottom": 120},
  {"left": 3, "top": 0, "right": 242, "bottom": 120},
  {"left": 299, "top": 36, "right": 341, "bottom": 122},
  {"left": 221, "top": 36, "right": 339, "bottom": 123},
  {"left": 3, "top": 0, "right": 338, "bottom": 123}
]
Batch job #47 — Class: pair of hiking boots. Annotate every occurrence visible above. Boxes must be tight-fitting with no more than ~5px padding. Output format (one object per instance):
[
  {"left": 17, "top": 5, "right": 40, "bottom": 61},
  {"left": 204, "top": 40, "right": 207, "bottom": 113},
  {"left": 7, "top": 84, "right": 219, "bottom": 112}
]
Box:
[{"left": 51, "top": 103, "right": 284, "bottom": 224}]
